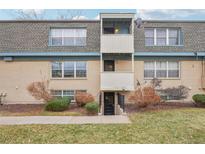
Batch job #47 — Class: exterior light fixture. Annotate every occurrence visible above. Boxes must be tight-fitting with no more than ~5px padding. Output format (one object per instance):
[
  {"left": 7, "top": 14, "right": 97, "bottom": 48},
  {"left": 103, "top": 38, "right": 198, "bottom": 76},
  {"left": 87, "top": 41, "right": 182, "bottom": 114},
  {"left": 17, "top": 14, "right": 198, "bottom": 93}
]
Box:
[
  {"left": 115, "top": 28, "right": 119, "bottom": 33},
  {"left": 0, "top": 92, "right": 7, "bottom": 105}
]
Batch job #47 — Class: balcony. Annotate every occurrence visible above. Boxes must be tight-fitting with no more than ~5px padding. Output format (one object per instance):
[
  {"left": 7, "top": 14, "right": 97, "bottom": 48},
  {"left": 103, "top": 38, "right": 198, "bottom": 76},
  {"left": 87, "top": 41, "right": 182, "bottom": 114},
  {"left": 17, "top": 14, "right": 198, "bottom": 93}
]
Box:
[
  {"left": 100, "top": 13, "right": 135, "bottom": 53},
  {"left": 100, "top": 72, "right": 134, "bottom": 91},
  {"left": 101, "top": 35, "right": 134, "bottom": 53}
]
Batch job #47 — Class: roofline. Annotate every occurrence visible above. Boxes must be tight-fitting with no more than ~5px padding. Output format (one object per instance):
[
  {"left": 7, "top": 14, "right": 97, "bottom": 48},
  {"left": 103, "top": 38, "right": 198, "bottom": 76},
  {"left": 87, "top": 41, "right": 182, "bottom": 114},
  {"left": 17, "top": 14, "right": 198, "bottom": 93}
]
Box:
[
  {"left": 0, "top": 19, "right": 205, "bottom": 23},
  {"left": 142, "top": 20, "right": 205, "bottom": 23},
  {"left": 0, "top": 19, "right": 100, "bottom": 23},
  {"left": 100, "top": 13, "right": 135, "bottom": 14}
]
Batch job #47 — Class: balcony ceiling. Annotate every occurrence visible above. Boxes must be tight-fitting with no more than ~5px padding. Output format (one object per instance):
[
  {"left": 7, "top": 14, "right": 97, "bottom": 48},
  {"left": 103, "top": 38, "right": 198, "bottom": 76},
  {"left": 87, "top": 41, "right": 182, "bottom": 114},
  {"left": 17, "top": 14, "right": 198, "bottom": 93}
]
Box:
[{"left": 102, "top": 53, "right": 132, "bottom": 60}]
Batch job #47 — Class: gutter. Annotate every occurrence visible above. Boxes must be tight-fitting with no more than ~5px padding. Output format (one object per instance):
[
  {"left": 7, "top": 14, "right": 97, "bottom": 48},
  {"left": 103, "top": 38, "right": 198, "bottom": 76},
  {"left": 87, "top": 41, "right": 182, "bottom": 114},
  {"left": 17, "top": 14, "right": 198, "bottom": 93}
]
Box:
[
  {"left": 134, "top": 51, "right": 197, "bottom": 57},
  {"left": 0, "top": 51, "right": 101, "bottom": 57}
]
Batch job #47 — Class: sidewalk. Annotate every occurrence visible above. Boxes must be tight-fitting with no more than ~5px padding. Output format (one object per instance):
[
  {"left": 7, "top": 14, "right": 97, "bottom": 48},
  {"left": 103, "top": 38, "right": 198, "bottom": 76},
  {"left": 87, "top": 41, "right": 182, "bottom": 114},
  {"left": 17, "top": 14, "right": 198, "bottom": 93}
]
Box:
[{"left": 0, "top": 115, "right": 131, "bottom": 125}]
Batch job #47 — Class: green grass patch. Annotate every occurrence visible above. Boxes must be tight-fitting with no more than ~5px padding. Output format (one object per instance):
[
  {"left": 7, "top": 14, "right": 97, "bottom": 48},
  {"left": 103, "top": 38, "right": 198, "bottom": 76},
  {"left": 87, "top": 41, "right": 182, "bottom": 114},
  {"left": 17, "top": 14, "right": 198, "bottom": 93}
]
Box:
[
  {"left": 0, "top": 111, "right": 82, "bottom": 116},
  {"left": 0, "top": 108, "right": 204, "bottom": 143}
]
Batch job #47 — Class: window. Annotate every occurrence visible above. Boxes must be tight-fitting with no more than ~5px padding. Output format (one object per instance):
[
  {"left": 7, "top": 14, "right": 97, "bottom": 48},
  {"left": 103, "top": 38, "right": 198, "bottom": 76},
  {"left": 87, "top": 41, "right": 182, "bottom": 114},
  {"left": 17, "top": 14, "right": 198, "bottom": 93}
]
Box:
[
  {"left": 156, "top": 62, "right": 167, "bottom": 78},
  {"left": 144, "top": 62, "right": 155, "bottom": 78},
  {"left": 144, "top": 61, "right": 180, "bottom": 78},
  {"left": 51, "top": 61, "right": 87, "bottom": 78},
  {"left": 51, "top": 90, "right": 62, "bottom": 98},
  {"left": 103, "top": 19, "right": 131, "bottom": 34},
  {"left": 156, "top": 28, "right": 166, "bottom": 46},
  {"left": 144, "top": 28, "right": 183, "bottom": 46},
  {"left": 76, "top": 62, "right": 87, "bottom": 77},
  {"left": 63, "top": 90, "right": 75, "bottom": 101},
  {"left": 168, "top": 62, "right": 179, "bottom": 77},
  {"left": 50, "top": 28, "right": 87, "bottom": 46},
  {"left": 145, "top": 28, "right": 154, "bottom": 46},
  {"left": 51, "top": 90, "right": 87, "bottom": 102},
  {"left": 169, "top": 29, "right": 179, "bottom": 45},
  {"left": 104, "top": 60, "right": 115, "bottom": 71},
  {"left": 64, "top": 62, "right": 74, "bottom": 78},
  {"left": 52, "top": 62, "right": 62, "bottom": 78}
]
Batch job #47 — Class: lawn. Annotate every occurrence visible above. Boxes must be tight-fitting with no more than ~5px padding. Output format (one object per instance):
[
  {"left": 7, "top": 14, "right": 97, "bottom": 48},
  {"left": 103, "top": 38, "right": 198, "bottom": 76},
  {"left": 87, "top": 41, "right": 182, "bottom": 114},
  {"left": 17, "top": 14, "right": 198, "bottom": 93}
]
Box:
[
  {"left": 0, "top": 111, "right": 83, "bottom": 116},
  {"left": 0, "top": 108, "right": 204, "bottom": 143},
  {"left": 0, "top": 104, "right": 86, "bottom": 116}
]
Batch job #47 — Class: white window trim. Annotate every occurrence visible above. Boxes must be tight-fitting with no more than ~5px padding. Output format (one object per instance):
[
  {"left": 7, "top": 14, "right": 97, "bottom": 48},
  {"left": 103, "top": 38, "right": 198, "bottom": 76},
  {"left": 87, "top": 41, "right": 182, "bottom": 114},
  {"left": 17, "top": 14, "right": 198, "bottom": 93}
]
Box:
[
  {"left": 154, "top": 28, "right": 157, "bottom": 45},
  {"left": 166, "top": 29, "right": 169, "bottom": 45},
  {"left": 49, "top": 28, "right": 87, "bottom": 46},
  {"left": 144, "top": 61, "right": 180, "bottom": 79},
  {"left": 51, "top": 61, "right": 87, "bottom": 79},
  {"left": 145, "top": 28, "right": 183, "bottom": 46}
]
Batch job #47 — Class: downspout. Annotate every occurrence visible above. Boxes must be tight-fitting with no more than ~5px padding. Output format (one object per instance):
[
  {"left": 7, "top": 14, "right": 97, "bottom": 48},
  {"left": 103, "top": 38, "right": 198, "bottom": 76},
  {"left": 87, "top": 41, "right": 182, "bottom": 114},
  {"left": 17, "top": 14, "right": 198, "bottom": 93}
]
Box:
[
  {"left": 194, "top": 51, "right": 198, "bottom": 60},
  {"left": 194, "top": 51, "right": 205, "bottom": 90},
  {"left": 201, "top": 55, "right": 205, "bottom": 90}
]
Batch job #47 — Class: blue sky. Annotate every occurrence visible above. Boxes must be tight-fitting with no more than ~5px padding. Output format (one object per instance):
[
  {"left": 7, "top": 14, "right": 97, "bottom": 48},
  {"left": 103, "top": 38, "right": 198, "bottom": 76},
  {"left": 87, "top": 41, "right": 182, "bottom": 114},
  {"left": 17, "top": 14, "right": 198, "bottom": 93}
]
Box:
[{"left": 1, "top": 9, "right": 205, "bottom": 20}]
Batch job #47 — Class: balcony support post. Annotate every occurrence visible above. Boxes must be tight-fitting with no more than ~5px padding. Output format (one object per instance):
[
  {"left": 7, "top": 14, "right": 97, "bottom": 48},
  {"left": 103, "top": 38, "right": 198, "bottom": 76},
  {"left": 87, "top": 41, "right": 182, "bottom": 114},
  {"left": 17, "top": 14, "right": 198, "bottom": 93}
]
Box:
[
  {"left": 100, "top": 53, "right": 103, "bottom": 73},
  {"left": 131, "top": 53, "right": 134, "bottom": 73}
]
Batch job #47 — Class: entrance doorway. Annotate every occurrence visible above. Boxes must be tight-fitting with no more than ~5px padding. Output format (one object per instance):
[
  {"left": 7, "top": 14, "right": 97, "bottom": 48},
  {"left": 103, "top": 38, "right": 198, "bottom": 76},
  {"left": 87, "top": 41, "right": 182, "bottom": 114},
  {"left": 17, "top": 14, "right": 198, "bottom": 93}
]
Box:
[{"left": 104, "top": 92, "right": 115, "bottom": 115}]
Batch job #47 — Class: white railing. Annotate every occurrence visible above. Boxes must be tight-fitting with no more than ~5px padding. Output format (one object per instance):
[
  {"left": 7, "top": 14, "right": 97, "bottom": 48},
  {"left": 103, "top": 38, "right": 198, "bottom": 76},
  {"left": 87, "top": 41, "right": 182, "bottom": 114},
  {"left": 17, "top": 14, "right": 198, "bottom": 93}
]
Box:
[
  {"left": 100, "top": 72, "right": 134, "bottom": 91},
  {"left": 101, "top": 35, "right": 134, "bottom": 53}
]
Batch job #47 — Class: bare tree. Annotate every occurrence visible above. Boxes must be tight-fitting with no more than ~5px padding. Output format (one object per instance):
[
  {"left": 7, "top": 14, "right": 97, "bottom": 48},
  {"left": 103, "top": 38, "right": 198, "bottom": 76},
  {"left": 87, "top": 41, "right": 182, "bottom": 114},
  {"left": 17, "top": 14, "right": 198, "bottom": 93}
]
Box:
[
  {"left": 10, "top": 9, "right": 46, "bottom": 20},
  {"left": 8, "top": 9, "right": 84, "bottom": 20},
  {"left": 57, "top": 10, "right": 84, "bottom": 20}
]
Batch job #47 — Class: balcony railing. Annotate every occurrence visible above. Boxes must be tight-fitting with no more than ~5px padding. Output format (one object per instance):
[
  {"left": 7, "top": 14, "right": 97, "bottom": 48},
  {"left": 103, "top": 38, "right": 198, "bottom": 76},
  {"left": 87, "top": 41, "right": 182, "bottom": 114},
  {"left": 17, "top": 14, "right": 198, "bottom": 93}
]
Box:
[
  {"left": 100, "top": 72, "right": 134, "bottom": 91},
  {"left": 100, "top": 35, "right": 134, "bottom": 53}
]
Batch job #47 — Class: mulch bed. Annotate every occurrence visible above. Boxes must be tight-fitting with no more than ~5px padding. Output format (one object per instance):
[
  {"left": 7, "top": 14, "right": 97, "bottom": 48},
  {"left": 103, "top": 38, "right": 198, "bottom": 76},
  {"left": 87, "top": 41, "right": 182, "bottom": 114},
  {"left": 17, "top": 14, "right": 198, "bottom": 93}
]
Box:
[
  {"left": 0, "top": 104, "right": 44, "bottom": 113},
  {"left": 1, "top": 102, "right": 204, "bottom": 115},
  {"left": 0, "top": 103, "right": 86, "bottom": 114},
  {"left": 125, "top": 102, "right": 202, "bottom": 113}
]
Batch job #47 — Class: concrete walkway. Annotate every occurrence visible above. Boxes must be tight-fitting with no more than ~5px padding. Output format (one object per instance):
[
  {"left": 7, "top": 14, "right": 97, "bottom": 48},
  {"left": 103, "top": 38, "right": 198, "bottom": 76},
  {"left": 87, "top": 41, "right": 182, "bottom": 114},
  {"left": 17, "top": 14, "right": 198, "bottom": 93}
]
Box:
[{"left": 0, "top": 115, "right": 131, "bottom": 125}]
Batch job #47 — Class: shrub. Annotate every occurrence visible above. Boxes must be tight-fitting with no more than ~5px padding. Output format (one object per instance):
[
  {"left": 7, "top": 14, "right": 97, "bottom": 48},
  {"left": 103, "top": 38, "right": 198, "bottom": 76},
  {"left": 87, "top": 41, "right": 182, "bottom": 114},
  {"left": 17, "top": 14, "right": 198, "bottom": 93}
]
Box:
[
  {"left": 45, "top": 97, "right": 70, "bottom": 112},
  {"left": 160, "top": 85, "right": 190, "bottom": 100},
  {"left": 128, "top": 86, "right": 161, "bottom": 108},
  {"left": 27, "top": 80, "right": 53, "bottom": 102},
  {"left": 75, "top": 92, "right": 95, "bottom": 107},
  {"left": 192, "top": 94, "right": 205, "bottom": 105},
  {"left": 85, "top": 102, "right": 99, "bottom": 115}
]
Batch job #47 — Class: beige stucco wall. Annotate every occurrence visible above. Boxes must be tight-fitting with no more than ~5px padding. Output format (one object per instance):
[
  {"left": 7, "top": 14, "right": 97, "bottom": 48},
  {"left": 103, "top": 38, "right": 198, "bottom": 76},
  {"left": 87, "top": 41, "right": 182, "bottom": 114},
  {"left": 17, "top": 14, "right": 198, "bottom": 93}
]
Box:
[
  {"left": 0, "top": 60, "right": 100, "bottom": 104},
  {"left": 115, "top": 60, "right": 132, "bottom": 72},
  {"left": 133, "top": 60, "right": 204, "bottom": 101},
  {"left": 0, "top": 59, "right": 204, "bottom": 104}
]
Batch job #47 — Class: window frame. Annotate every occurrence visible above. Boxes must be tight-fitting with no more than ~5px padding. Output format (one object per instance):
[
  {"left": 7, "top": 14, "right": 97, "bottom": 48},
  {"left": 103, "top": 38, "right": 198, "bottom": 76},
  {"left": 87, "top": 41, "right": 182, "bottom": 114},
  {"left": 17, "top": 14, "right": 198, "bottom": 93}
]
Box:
[
  {"left": 51, "top": 61, "right": 87, "bottom": 79},
  {"left": 49, "top": 28, "right": 87, "bottom": 47},
  {"left": 51, "top": 89, "right": 87, "bottom": 103},
  {"left": 144, "top": 28, "right": 183, "bottom": 46},
  {"left": 102, "top": 20, "right": 132, "bottom": 35},
  {"left": 144, "top": 28, "right": 155, "bottom": 46},
  {"left": 144, "top": 61, "right": 180, "bottom": 79},
  {"left": 51, "top": 62, "right": 63, "bottom": 78},
  {"left": 156, "top": 28, "right": 167, "bottom": 46}
]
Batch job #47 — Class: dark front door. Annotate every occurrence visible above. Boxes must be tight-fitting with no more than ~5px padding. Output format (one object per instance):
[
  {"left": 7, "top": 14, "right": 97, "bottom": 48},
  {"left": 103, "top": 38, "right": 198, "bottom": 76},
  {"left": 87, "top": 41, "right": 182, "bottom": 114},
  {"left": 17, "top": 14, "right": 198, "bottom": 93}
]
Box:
[
  {"left": 104, "top": 92, "right": 115, "bottom": 115},
  {"left": 104, "top": 60, "right": 115, "bottom": 71}
]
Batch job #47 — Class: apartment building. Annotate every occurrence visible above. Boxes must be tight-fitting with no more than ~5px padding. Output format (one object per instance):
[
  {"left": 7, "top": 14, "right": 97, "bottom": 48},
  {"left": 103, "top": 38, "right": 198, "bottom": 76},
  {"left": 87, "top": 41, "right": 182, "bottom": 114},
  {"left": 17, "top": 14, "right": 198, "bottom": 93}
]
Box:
[{"left": 0, "top": 13, "right": 205, "bottom": 115}]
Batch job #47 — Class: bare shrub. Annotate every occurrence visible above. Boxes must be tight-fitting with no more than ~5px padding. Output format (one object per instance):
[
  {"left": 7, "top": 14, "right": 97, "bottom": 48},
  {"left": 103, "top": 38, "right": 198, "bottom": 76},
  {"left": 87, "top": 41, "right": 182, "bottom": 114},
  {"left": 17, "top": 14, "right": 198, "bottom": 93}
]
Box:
[
  {"left": 150, "top": 78, "right": 162, "bottom": 88},
  {"left": 128, "top": 86, "right": 161, "bottom": 108},
  {"left": 75, "top": 92, "right": 95, "bottom": 107},
  {"left": 160, "top": 85, "right": 190, "bottom": 100},
  {"left": 27, "top": 80, "right": 53, "bottom": 102}
]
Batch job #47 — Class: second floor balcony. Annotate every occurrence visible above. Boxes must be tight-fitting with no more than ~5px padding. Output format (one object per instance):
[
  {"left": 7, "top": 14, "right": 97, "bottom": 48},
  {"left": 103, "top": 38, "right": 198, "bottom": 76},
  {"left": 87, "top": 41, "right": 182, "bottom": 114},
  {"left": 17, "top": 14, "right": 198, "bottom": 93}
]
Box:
[
  {"left": 101, "top": 35, "right": 134, "bottom": 53},
  {"left": 100, "top": 13, "right": 135, "bottom": 53}
]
